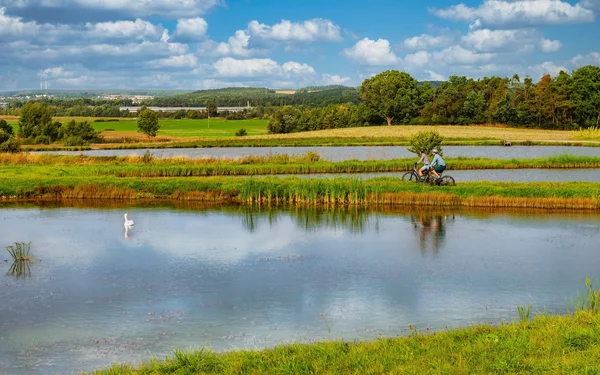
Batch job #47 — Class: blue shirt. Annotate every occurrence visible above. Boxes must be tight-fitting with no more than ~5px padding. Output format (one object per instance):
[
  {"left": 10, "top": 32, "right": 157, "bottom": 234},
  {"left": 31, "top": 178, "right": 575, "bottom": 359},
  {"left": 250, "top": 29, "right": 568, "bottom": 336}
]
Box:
[{"left": 430, "top": 154, "right": 445, "bottom": 167}]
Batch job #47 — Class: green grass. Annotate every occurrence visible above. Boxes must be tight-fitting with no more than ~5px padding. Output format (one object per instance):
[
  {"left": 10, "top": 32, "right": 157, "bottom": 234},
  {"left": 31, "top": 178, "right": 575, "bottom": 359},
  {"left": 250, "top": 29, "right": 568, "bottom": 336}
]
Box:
[
  {"left": 8, "top": 118, "right": 269, "bottom": 138},
  {"left": 95, "top": 118, "right": 268, "bottom": 138},
  {"left": 90, "top": 309, "right": 600, "bottom": 375},
  {"left": 3, "top": 153, "right": 600, "bottom": 178}
]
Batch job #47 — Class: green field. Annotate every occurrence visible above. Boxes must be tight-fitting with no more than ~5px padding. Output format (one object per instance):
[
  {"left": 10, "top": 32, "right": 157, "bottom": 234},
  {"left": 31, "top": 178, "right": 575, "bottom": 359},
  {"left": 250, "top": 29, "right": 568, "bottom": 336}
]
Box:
[{"left": 4, "top": 118, "right": 269, "bottom": 138}]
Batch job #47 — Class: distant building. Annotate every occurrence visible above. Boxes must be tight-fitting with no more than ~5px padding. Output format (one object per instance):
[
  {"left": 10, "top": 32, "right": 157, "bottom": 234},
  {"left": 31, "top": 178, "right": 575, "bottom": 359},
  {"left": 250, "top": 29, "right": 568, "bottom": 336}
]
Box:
[{"left": 119, "top": 106, "right": 250, "bottom": 113}]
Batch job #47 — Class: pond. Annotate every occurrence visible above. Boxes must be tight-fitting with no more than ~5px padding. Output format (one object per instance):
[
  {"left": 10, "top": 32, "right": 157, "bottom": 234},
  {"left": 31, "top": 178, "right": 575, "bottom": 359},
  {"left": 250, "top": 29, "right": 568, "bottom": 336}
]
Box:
[
  {"left": 1, "top": 203, "right": 599, "bottom": 374},
  {"left": 275, "top": 168, "right": 600, "bottom": 182},
  {"left": 39, "top": 145, "right": 600, "bottom": 161}
]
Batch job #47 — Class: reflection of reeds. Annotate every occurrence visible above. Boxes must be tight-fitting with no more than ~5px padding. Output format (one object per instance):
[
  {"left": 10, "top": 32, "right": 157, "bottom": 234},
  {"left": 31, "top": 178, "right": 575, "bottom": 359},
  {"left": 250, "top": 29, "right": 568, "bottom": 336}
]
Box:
[{"left": 8, "top": 260, "right": 31, "bottom": 278}]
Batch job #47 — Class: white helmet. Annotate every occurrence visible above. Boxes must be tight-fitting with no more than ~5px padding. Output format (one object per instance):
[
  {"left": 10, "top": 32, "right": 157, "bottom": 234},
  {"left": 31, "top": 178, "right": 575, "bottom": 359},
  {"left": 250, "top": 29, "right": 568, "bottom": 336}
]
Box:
[{"left": 432, "top": 149, "right": 438, "bottom": 154}]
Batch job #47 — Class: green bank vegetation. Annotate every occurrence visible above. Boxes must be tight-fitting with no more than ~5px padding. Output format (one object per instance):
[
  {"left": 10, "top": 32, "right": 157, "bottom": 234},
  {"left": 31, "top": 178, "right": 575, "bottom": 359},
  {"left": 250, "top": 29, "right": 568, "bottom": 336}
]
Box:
[
  {"left": 3, "top": 153, "right": 600, "bottom": 178},
  {"left": 89, "top": 278, "right": 600, "bottom": 374}
]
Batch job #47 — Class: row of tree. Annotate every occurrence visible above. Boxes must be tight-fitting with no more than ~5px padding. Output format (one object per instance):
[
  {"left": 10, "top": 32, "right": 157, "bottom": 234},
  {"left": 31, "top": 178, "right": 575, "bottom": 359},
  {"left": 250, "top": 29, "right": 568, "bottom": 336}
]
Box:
[{"left": 268, "top": 66, "right": 600, "bottom": 133}]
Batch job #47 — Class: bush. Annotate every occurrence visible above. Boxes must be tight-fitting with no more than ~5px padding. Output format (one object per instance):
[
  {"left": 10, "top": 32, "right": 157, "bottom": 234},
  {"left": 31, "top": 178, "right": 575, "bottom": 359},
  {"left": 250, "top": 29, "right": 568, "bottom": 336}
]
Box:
[
  {"left": 137, "top": 109, "right": 160, "bottom": 137},
  {"left": 59, "top": 120, "right": 101, "bottom": 142},
  {"left": 63, "top": 136, "right": 88, "bottom": 146},
  {"left": 0, "top": 132, "right": 10, "bottom": 144},
  {"left": 0, "top": 119, "right": 14, "bottom": 135},
  {"left": 267, "top": 106, "right": 303, "bottom": 134},
  {"left": 0, "top": 137, "right": 21, "bottom": 153},
  {"left": 235, "top": 128, "right": 248, "bottom": 136},
  {"left": 34, "top": 135, "right": 51, "bottom": 145},
  {"left": 407, "top": 130, "right": 444, "bottom": 155}
]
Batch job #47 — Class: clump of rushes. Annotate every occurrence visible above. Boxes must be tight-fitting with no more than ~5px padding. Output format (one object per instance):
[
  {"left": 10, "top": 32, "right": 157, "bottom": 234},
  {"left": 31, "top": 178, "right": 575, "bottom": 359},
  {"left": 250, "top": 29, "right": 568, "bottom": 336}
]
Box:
[{"left": 5, "top": 242, "right": 32, "bottom": 261}]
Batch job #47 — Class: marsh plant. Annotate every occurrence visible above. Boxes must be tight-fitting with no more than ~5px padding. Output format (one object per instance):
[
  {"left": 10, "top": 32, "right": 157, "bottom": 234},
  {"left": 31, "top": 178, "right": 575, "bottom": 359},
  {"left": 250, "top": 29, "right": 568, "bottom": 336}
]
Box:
[
  {"left": 568, "top": 277, "right": 600, "bottom": 314},
  {"left": 5, "top": 242, "right": 32, "bottom": 261},
  {"left": 8, "top": 260, "right": 32, "bottom": 278},
  {"left": 517, "top": 304, "right": 532, "bottom": 322}
]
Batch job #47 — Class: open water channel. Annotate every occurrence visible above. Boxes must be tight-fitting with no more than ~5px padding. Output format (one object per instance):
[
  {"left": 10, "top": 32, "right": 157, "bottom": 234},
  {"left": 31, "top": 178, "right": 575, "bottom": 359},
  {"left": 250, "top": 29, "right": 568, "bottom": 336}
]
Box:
[
  {"left": 40, "top": 145, "right": 600, "bottom": 161},
  {"left": 1, "top": 203, "right": 599, "bottom": 374}
]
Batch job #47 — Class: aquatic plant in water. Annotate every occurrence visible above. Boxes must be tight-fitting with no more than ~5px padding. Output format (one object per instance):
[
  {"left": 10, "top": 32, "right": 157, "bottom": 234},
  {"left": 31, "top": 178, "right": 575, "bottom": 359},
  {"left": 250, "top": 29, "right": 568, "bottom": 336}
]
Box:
[{"left": 5, "top": 242, "right": 32, "bottom": 261}]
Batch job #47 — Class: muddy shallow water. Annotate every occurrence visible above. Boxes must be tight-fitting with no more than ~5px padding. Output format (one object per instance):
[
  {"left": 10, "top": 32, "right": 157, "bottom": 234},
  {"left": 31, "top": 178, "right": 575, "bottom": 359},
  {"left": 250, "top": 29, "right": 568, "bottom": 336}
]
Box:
[{"left": 1, "top": 204, "right": 599, "bottom": 374}]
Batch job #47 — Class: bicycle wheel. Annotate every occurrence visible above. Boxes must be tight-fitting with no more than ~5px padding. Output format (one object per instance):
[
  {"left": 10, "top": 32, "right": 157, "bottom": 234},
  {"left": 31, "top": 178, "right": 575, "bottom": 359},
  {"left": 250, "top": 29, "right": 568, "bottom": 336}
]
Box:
[
  {"left": 439, "top": 176, "right": 456, "bottom": 186},
  {"left": 425, "top": 174, "right": 439, "bottom": 186},
  {"left": 402, "top": 171, "right": 417, "bottom": 182}
]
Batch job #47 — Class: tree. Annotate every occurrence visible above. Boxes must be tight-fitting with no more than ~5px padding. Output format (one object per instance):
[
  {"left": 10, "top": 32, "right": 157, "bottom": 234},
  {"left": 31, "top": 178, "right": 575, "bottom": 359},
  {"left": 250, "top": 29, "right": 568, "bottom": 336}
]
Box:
[
  {"left": 572, "top": 65, "right": 600, "bottom": 127},
  {"left": 17, "top": 102, "right": 53, "bottom": 139},
  {"left": 137, "top": 109, "right": 160, "bottom": 138},
  {"left": 407, "top": 130, "right": 444, "bottom": 155},
  {"left": 207, "top": 101, "right": 218, "bottom": 117},
  {"left": 360, "top": 70, "right": 420, "bottom": 126},
  {"left": 267, "top": 106, "right": 303, "bottom": 134},
  {"left": 0, "top": 119, "right": 14, "bottom": 135}
]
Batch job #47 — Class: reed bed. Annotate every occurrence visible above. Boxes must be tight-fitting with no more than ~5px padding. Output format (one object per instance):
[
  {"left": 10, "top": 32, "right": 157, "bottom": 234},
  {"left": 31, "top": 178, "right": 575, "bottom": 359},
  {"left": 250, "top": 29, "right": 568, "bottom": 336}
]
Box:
[{"left": 1, "top": 176, "right": 599, "bottom": 210}]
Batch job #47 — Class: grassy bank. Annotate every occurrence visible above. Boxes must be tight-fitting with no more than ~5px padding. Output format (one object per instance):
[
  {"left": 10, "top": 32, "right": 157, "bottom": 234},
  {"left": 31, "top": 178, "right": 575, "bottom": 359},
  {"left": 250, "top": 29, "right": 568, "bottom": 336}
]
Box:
[
  {"left": 3, "top": 153, "right": 600, "bottom": 177},
  {"left": 1, "top": 173, "right": 599, "bottom": 210},
  {"left": 91, "top": 310, "right": 600, "bottom": 374}
]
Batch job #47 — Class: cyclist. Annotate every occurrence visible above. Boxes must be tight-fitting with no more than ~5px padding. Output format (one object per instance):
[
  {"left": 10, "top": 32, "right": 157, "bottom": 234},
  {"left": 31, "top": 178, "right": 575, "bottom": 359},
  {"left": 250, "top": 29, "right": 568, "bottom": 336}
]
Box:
[
  {"left": 416, "top": 148, "right": 430, "bottom": 178},
  {"left": 429, "top": 149, "right": 446, "bottom": 179}
]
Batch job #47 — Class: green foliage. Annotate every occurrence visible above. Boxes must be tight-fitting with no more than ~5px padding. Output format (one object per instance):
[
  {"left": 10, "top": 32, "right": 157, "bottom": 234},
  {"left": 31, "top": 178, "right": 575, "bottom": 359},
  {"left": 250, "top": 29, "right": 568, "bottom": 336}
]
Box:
[
  {"left": 137, "top": 109, "right": 160, "bottom": 137},
  {"left": 206, "top": 101, "right": 218, "bottom": 117},
  {"left": 5, "top": 242, "right": 31, "bottom": 261},
  {"left": 407, "top": 130, "right": 444, "bottom": 155},
  {"left": 0, "top": 119, "right": 14, "bottom": 135},
  {"left": 267, "top": 106, "right": 303, "bottom": 134},
  {"left": 17, "top": 102, "right": 55, "bottom": 139},
  {"left": 361, "top": 70, "right": 421, "bottom": 125},
  {"left": 517, "top": 304, "right": 532, "bottom": 322},
  {"left": 569, "top": 277, "right": 600, "bottom": 314},
  {"left": 59, "top": 120, "right": 102, "bottom": 142},
  {"left": 141, "top": 150, "right": 154, "bottom": 164},
  {"left": 63, "top": 136, "right": 88, "bottom": 146},
  {"left": 0, "top": 136, "right": 20, "bottom": 153},
  {"left": 235, "top": 128, "right": 248, "bottom": 136}
]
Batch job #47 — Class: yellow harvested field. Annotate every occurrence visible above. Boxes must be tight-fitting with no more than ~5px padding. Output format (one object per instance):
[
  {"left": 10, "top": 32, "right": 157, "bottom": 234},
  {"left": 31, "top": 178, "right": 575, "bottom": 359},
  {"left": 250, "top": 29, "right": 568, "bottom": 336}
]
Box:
[{"left": 246, "top": 125, "right": 578, "bottom": 141}]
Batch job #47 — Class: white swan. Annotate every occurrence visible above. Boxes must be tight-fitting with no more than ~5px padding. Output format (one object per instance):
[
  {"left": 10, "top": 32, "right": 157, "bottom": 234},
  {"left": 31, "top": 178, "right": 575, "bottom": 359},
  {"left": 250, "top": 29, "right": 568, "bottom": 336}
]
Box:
[{"left": 124, "top": 213, "right": 134, "bottom": 227}]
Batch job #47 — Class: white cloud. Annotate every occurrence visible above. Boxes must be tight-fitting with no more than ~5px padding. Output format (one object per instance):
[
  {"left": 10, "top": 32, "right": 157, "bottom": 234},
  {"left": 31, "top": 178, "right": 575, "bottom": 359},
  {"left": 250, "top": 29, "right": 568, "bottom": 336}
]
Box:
[
  {"left": 404, "top": 51, "right": 431, "bottom": 67},
  {"left": 321, "top": 74, "right": 351, "bottom": 85},
  {"left": 149, "top": 54, "right": 199, "bottom": 69},
  {"left": 247, "top": 18, "right": 342, "bottom": 42},
  {"left": 212, "top": 57, "right": 315, "bottom": 78},
  {"left": 216, "top": 30, "right": 252, "bottom": 56},
  {"left": 580, "top": 0, "right": 600, "bottom": 10},
  {"left": 538, "top": 38, "right": 562, "bottom": 53},
  {"left": 426, "top": 70, "right": 446, "bottom": 81},
  {"left": 461, "top": 29, "right": 540, "bottom": 52},
  {"left": 433, "top": 45, "right": 495, "bottom": 65},
  {"left": 343, "top": 38, "right": 399, "bottom": 66},
  {"left": 173, "top": 17, "right": 208, "bottom": 40},
  {"left": 571, "top": 52, "right": 600, "bottom": 66},
  {"left": 529, "top": 61, "right": 568, "bottom": 77},
  {"left": 403, "top": 33, "right": 453, "bottom": 50},
  {"left": 430, "top": 0, "right": 595, "bottom": 28},
  {"left": 85, "top": 19, "right": 164, "bottom": 40}
]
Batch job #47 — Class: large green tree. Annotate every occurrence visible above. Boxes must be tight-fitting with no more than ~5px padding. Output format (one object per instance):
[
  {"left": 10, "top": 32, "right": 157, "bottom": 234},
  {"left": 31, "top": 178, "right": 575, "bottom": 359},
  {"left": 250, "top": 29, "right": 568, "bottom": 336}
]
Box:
[
  {"left": 360, "top": 70, "right": 420, "bottom": 126},
  {"left": 17, "top": 102, "right": 54, "bottom": 139},
  {"left": 0, "top": 119, "right": 13, "bottom": 135},
  {"left": 572, "top": 65, "right": 600, "bottom": 126},
  {"left": 137, "top": 109, "right": 160, "bottom": 137}
]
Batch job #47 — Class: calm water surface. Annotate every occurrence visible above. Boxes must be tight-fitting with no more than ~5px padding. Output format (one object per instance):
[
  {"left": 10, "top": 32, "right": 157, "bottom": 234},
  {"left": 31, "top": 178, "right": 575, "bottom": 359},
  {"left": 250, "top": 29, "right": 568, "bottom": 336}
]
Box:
[
  {"left": 39, "top": 145, "right": 600, "bottom": 161},
  {"left": 1, "top": 205, "right": 599, "bottom": 374}
]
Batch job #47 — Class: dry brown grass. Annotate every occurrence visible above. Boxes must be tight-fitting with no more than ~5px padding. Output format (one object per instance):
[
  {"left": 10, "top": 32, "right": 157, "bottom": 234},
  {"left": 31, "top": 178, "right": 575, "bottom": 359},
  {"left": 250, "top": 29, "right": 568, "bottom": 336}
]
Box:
[{"left": 244, "top": 125, "right": 576, "bottom": 141}]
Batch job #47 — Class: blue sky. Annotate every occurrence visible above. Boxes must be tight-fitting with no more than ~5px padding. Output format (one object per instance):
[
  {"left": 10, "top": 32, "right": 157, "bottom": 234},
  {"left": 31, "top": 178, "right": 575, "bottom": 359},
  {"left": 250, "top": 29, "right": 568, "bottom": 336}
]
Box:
[{"left": 0, "top": 0, "right": 599, "bottom": 90}]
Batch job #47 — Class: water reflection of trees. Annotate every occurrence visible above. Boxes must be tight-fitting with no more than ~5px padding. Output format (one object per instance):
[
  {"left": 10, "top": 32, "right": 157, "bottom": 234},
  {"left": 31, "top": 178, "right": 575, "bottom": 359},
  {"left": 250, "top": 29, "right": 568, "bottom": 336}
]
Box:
[
  {"left": 410, "top": 214, "right": 454, "bottom": 255},
  {"left": 239, "top": 206, "right": 378, "bottom": 233}
]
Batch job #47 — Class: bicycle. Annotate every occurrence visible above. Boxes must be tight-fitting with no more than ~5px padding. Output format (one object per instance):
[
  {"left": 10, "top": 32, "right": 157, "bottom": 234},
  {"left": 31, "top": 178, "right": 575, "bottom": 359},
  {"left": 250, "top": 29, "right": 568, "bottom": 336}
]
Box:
[{"left": 402, "top": 163, "right": 456, "bottom": 186}]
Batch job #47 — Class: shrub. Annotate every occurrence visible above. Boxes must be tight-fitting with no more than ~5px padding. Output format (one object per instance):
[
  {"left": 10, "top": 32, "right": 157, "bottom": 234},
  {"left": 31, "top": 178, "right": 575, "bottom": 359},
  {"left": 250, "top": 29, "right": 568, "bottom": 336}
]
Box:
[
  {"left": 137, "top": 109, "right": 160, "bottom": 137},
  {"left": 63, "top": 136, "right": 88, "bottom": 146},
  {"left": 267, "top": 106, "right": 303, "bottom": 134},
  {"left": 59, "top": 120, "right": 102, "bottom": 142},
  {"left": 0, "top": 137, "right": 21, "bottom": 153},
  {"left": 235, "top": 128, "right": 248, "bottom": 137},
  {"left": 0, "top": 132, "right": 10, "bottom": 144},
  {"left": 34, "top": 135, "right": 51, "bottom": 145},
  {"left": 0, "top": 119, "right": 14, "bottom": 135},
  {"left": 407, "top": 130, "right": 444, "bottom": 155}
]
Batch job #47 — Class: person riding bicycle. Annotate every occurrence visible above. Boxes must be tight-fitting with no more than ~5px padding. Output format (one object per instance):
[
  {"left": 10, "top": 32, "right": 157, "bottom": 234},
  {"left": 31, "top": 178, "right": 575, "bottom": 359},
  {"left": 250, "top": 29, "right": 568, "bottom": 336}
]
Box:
[
  {"left": 428, "top": 149, "right": 446, "bottom": 179},
  {"left": 417, "top": 148, "right": 430, "bottom": 178}
]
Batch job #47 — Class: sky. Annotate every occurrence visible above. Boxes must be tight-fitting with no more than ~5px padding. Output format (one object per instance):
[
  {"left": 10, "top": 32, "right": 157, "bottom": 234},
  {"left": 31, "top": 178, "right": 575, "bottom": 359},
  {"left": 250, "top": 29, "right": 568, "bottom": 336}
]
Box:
[{"left": 0, "top": 0, "right": 599, "bottom": 90}]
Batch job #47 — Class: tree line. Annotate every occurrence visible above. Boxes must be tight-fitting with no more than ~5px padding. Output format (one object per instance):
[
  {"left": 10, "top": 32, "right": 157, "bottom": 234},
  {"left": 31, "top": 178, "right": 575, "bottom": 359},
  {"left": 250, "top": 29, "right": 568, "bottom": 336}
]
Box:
[{"left": 267, "top": 65, "right": 600, "bottom": 133}]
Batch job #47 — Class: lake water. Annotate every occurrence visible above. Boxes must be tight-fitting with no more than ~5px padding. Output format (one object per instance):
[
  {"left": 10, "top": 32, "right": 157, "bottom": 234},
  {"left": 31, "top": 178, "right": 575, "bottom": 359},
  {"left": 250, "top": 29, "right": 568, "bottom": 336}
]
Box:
[
  {"left": 1, "top": 204, "right": 599, "bottom": 374},
  {"left": 275, "top": 169, "right": 600, "bottom": 182},
  {"left": 39, "top": 145, "right": 600, "bottom": 161}
]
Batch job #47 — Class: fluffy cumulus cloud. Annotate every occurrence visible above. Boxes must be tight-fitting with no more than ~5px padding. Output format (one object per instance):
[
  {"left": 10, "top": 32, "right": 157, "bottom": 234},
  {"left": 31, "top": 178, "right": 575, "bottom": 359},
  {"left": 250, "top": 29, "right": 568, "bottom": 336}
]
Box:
[
  {"left": 538, "top": 38, "right": 562, "bottom": 53},
  {"left": 321, "top": 74, "right": 351, "bottom": 85},
  {"left": 343, "top": 38, "right": 399, "bottom": 66},
  {"left": 216, "top": 30, "right": 252, "bottom": 56},
  {"left": 212, "top": 57, "right": 315, "bottom": 79},
  {"left": 403, "top": 33, "right": 454, "bottom": 50},
  {"left": 430, "top": 0, "right": 595, "bottom": 28},
  {"left": 173, "top": 18, "right": 208, "bottom": 41},
  {"left": 247, "top": 19, "right": 342, "bottom": 42},
  {"left": 571, "top": 52, "right": 600, "bottom": 66}
]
